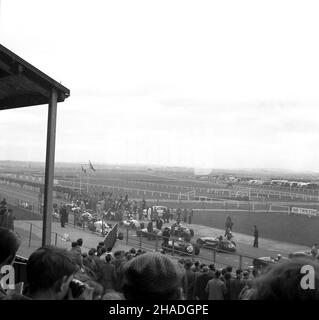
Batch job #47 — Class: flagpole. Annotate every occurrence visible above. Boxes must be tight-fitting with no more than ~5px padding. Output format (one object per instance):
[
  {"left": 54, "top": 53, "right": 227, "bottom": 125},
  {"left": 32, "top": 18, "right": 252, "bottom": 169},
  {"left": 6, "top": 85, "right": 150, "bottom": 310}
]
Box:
[
  {"left": 87, "top": 170, "right": 89, "bottom": 194},
  {"left": 80, "top": 165, "right": 82, "bottom": 195}
]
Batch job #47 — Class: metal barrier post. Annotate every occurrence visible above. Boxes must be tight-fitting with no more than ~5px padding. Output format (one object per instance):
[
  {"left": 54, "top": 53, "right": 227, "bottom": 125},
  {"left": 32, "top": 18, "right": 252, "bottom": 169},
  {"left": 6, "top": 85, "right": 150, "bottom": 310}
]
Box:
[
  {"left": 126, "top": 228, "right": 129, "bottom": 245},
  {"left": 172, "top": 239, "right": 175, "bottom": 255},
  {"left": 28, "top": 223, "right": 33, "bottom": 248},
  {"left": 139, "top": 232, "right": 142, "bottom": 248},
  {"left": 55, "top": 233, "right": 58, "bottom": 246},
  {"left": 239, "top": 255, "right": 243, "bottom": 270},
  {"left": 213, "top": 249, "right": 216, "bottom": 263}
]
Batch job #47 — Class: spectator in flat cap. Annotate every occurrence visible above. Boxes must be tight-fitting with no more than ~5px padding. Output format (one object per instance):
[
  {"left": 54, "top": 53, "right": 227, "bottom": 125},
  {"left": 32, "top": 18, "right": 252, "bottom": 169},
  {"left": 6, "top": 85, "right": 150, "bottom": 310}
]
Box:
[{"left": 121, "top": 252, "right": 185, "bottom": 300}]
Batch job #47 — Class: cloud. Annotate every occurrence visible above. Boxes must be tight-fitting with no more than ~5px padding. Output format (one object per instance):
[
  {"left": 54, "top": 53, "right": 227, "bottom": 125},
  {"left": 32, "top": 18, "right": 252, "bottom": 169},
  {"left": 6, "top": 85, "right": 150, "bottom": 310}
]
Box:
[{"left": 2, "top": 1, "right": 319, "bottom": 170}]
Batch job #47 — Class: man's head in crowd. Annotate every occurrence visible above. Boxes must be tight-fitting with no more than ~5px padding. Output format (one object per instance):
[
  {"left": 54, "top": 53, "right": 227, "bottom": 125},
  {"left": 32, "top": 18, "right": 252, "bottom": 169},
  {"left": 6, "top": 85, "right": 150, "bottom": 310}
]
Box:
[
  {"left": 0, "top": 227, "right": 20, "bottom": 267},
  {"left": 226, "top": 266, "right": 232, "bottom": 273},
  {"left": 71, "top": 242, "right": 78, "bottom": 249},
  {"left": 121, "top": 252, "right": 185, "bottom": 300},
  {"left": 247, "top": 258, "right": 319, "bottom": 300},
  {"left": 215, "top": 270, "right": 221, "bottom": 279},
  {"left": 105, "top": 254, "right": 112, "bottom": 263},
  {"left": 114, "top": 251, "right": 122, "bottom": 259},
  {"left": 26, "top": 246, "right": 79, "bottom": 300},
  {"left": 224, "top": 272, "right": 231, "bottom": 281},
  {"left": 125, "top": 252, "right": 133, "bottom": 261},
  {"left": 236, "top": 269, "right": 242, "bottom": 279},
  {"left": 184, "top": 260, "right": 192, "bottom": 270},
  {"left": 202, "top": 266, "right": 210, "bottom": 273},
  {"left": 200, "top": 263, "right": 206, "bottom": 270},
  {"left": 88, "top": 249, "right": 96, "bottom": 256},
  {"left": 77, "top": 239, "right": 83, "bottom": 247}
]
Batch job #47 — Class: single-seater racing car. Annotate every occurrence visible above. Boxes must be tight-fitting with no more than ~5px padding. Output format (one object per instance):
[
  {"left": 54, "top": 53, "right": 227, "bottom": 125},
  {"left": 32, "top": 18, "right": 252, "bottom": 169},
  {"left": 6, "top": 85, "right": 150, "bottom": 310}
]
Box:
[
  {"left": 162, "top": 239, "right": 200, "bottom": 256},
  {"left": 196, "top": 236, "right": 236, "bottom": 253}
]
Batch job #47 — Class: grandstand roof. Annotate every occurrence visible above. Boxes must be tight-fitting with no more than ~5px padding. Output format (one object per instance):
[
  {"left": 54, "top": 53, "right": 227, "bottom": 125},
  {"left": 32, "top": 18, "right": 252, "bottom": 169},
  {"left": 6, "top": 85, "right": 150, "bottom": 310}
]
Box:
[
  {"left": 0, "top": 44, "right": 70, "bottom": 246},
  {"left": 0, "top": 44, "right": 70, "bottom": 109}
]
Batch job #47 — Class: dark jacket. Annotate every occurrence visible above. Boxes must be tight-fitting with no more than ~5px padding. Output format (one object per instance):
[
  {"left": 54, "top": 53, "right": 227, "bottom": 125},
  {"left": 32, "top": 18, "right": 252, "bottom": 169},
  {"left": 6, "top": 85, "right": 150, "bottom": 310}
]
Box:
[
  {"left": 99, "top": 262, "right": 117, "bottom": 291},
  {"left": 147, "top": 221, "right": 153, "bottom": 233},
  {"left": 193, "top": 273, "right": 211, "bottom": 300},
  {"left": 185, "top": 269, "right": 196, "bottom": 300},
  {"left": 112, "top": 258, "right": 125, "bottom": 292},
  {"left": 229, "top": 278, "right": 246, "bottom": 300}
]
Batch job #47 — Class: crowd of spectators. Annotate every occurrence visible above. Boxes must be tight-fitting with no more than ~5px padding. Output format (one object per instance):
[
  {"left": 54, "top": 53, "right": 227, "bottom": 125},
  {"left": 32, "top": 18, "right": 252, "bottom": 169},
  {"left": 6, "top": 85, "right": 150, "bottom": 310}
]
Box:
[
  {"left": 1, "top": 226, "right": 319, "bottom": 300},
  {"left": 61, "top": 191, "right": 194, "bottom": 227}
]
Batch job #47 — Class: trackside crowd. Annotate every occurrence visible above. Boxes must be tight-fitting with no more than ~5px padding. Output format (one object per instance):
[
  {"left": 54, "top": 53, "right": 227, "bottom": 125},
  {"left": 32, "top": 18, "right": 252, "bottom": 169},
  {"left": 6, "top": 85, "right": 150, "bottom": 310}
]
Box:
[
  {"left": 1, "top": 194, "right": 319, "bottom": 301},
  {"left": 1, "top": 225, "right": 319, "bottom": 300}
]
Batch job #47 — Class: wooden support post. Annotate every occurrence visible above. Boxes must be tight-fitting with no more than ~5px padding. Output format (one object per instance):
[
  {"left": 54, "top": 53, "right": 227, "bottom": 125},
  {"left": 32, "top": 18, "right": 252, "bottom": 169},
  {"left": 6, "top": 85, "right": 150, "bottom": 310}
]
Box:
[{"left": 42, "top": 88, "right": 58, "bottom": 246}]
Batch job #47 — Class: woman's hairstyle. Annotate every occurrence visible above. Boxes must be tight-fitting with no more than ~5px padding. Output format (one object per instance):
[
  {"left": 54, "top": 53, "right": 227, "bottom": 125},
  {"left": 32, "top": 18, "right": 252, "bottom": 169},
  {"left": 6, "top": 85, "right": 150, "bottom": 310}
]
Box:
[
  {"left": 121, "top": 253, "right": 184, "bottom": 300},
  {"left": 0, "top": 227, "right": 21, "bottom": 265}
]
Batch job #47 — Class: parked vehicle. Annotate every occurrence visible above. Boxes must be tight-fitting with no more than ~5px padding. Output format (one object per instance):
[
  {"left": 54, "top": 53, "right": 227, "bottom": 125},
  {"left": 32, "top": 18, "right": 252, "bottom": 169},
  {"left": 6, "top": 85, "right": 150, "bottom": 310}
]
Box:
[
  {"left": 162, "top": 239, "right": 200, "bottom": 256},
  {"left": 252, "top": 254, "right": 289, "bottom": 270},
  {"left": 196, "top": 236, "right": 236, "bottom": 253}
]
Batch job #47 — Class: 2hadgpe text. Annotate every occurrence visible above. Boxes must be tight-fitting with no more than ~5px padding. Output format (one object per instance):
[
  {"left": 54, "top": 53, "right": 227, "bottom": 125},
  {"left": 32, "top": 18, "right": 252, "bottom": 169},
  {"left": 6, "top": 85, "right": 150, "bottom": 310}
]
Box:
[{"left": 107, "top": 304, "right": 209, "bottom": 317}]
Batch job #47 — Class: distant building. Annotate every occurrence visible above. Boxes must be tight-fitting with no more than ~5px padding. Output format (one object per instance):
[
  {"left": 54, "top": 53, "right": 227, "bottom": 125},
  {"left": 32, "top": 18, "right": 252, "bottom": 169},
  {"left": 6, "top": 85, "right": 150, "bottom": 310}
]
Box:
[{"left": 194, "top": 168, "right": 212, "bottom": 176}]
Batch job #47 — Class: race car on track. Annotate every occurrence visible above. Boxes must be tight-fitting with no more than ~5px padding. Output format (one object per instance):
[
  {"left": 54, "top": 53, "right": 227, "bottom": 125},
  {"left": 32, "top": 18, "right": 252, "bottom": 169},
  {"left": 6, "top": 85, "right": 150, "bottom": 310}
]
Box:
[
  {"left": 162, "top": 239, "right": 200, "bottom": 256},
  {"left": 252, "top": 254, "right": 289, "bottom": 270},
  {"left": 288, "top": 250, "right": 314, "bottom": 259},
  {"left": 170, "top": 223, "right": 194, "bottom": 238},
  {"left": 137, "top": 227, "right": 163, "bottom": 240},
  {"left": 196, "top": 236, "right": 236, "bottom": 253},
  {"left": 122, "top": 219, "right": 140, "bottom": 229}
]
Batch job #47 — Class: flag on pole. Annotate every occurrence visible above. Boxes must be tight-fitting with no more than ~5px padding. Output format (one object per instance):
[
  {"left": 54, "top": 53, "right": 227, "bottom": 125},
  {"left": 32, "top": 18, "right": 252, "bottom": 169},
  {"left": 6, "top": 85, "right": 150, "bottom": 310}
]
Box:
[
  {"left": 89, "top": 160, "right": 96, "bottom": 172},
  {"left": 81, "top": 165, "right": 87, "bottom": 174}
]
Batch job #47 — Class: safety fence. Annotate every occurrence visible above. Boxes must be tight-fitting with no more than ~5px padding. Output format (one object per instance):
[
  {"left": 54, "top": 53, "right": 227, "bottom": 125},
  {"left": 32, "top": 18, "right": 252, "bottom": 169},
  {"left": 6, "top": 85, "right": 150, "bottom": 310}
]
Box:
[
  {"left": 3, "top": 173, "right": 318, "bottom": 203},
  {"left": 15, "top": 213, "right": 257, "bottom": 272},
  {"left": 0, "top": 183, "right": 299, "bottom": 215},
  {"left": 121, "top": 226, "right": 256, "bottom": 270},
  {"left": 56, "top": 177, "right": 319, "bottom": 202},
  {"left": 12, "top": 221, "right": 119, "bottom": 284}
]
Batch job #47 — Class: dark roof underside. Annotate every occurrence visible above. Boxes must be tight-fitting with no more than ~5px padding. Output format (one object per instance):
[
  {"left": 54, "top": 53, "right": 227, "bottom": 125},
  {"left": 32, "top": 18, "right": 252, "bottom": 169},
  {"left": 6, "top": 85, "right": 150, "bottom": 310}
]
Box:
[{"left": 0, "top": 44, "right": 70, "bottom": 110}]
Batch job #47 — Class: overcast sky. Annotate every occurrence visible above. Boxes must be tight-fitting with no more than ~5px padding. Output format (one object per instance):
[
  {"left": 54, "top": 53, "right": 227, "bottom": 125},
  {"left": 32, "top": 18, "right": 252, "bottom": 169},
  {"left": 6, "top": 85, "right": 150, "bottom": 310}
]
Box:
[{"left": 1, "top": 0, "right": 319, "bottom": 171}]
